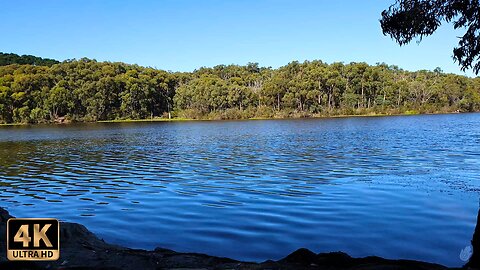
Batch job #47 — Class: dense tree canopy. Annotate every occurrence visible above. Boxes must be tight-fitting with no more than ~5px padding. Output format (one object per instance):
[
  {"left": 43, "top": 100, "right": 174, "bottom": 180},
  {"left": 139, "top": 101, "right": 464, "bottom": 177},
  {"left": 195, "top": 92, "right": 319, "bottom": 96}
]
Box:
[
  {"left": 0, "top": 52, "right": 59, "bottom": 67},
  {"left": 0, "top": 54, "right": 479, "bottom": 124},
  {"left": 381, "top": 0, "right": 480, "bottom": 74}
]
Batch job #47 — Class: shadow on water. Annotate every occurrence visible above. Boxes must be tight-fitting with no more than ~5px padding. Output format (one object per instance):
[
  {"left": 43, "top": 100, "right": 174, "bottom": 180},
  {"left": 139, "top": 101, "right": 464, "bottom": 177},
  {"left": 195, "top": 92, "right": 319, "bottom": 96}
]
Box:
[
  {"left": 467, "top": 207, "right": 480, "bottom": 268},
  {"left": 1, "top": 204, "right": 480, "bottom": 269}
]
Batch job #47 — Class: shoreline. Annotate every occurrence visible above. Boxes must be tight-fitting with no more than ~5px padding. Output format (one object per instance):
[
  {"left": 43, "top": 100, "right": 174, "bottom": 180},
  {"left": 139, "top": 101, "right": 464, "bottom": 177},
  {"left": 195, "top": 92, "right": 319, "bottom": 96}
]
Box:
[
  {"left": 0, "top": 207, "right": 457, "bottom": 270},
  {"left": 0, "top": 110, "right": 472, "bottom": 126}
]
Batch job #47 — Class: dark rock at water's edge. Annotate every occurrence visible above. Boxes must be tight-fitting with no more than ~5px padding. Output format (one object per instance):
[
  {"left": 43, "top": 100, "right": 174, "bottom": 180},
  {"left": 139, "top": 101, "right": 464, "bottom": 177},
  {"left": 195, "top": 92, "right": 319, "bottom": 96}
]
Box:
[
  {"left": 0, "top": 207, "right": 464, "bottom": 270},
  {"left": 465, "top": 209, "right": 480, "bottom": 269}
]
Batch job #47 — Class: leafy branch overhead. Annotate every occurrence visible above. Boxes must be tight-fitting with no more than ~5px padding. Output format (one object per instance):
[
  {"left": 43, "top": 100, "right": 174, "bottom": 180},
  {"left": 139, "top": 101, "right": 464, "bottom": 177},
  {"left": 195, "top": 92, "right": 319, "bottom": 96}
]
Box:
[{"left": 381, "top": 0, "right": 480, "bottom": 74}]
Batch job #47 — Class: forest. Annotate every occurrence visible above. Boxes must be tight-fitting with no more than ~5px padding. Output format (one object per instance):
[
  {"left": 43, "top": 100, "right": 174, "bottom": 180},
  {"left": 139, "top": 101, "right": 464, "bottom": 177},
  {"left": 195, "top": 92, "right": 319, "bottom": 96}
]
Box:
[
  {"left": 0, "top": 52, "right": 59, "bottom": 67},
  {"left": 0, "top": 52, "right": 479, "bottom": 124}
]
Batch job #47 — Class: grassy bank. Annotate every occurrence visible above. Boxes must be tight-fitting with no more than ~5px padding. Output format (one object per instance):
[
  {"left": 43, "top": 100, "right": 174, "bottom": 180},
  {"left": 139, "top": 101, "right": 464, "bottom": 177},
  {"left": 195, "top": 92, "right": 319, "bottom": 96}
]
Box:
[
  {"left": 97, "top": 110, "right": 463, "bottom": 123},
  {"left": 97, "top": 117, "right": 195, "bottom": 123},
  {"left": 0, "top": 122, "right": 27, "bottom": 126},
  {"left": 0, "top": 109, "right": 471, "bottom": 126}
]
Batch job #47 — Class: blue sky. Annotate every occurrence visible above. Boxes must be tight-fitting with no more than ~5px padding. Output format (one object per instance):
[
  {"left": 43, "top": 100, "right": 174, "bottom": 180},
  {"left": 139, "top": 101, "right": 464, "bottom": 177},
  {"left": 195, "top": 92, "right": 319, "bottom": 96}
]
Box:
[{"left": 1, "top": 0, "right": 475, "bottom": 76}]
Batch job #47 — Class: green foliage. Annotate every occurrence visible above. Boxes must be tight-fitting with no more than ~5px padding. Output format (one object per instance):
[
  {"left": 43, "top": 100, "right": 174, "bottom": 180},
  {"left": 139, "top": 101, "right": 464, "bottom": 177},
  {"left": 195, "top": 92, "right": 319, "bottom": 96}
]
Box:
[
  {"left": 0, "top": 55, "right": 478, "bottom": 124},
  {"left": 0, "top": 52, "right": 59, "bottom": 67}
]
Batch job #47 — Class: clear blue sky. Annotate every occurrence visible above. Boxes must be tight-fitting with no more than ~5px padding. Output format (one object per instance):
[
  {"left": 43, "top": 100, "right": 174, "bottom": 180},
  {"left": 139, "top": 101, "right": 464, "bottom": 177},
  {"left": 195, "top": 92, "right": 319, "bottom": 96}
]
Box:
[{"left": 1, "top": 0, "right": 475, "bottom": 76}]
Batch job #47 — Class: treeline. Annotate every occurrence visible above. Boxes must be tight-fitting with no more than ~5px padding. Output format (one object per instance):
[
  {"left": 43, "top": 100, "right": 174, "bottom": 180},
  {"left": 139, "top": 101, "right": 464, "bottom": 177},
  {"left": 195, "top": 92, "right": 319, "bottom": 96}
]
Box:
[
  {"left": 0, "top": 56, "right": 479, "bottom": 124},
  {"left": 0, "top": 52, "right": 59, "bottom": 67}
]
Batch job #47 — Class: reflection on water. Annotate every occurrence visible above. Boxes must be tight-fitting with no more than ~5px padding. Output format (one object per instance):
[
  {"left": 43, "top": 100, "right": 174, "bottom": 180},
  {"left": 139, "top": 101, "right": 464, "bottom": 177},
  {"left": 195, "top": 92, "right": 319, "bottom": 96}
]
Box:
[{"left": 0, "top": 113, "right": 479, "bottom": 267}]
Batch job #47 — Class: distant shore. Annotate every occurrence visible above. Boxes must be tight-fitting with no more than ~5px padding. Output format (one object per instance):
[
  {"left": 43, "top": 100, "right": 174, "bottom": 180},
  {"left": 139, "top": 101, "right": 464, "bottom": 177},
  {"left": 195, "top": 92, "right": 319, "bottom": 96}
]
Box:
[{"left": 0, "top": 110, "right": 470, "bottom": 126}]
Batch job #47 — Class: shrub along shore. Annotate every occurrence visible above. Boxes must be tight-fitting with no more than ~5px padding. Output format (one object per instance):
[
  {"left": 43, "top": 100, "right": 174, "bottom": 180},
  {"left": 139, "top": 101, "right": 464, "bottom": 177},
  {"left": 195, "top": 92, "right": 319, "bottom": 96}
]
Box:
[
  {"left": 0, "top": 110, "right": 469, "bottom": 127},
  {"left": 0, "top": 53, "right": 479, "bottom": 125}
]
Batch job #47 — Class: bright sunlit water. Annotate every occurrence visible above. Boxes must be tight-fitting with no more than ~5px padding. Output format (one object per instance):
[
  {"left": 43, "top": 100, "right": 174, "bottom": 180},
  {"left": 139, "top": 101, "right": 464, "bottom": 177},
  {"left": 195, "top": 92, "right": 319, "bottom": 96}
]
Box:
[{"left": 0, "top": 113, "right": 479, "bottom": 267}]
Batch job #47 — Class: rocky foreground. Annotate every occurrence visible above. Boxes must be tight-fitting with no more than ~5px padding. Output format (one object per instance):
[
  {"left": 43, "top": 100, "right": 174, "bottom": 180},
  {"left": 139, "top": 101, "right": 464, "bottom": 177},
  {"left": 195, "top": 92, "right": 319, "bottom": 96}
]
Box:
[{"left": 0, "top": 207, "right": 466, "bottom": 270}]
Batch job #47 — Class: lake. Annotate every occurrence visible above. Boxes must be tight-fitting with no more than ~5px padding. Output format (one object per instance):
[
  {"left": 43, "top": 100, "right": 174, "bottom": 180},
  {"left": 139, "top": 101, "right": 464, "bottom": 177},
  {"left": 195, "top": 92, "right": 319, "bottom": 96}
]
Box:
[{"left": 0, "top": 113, "right": 479, "bottom": 267}]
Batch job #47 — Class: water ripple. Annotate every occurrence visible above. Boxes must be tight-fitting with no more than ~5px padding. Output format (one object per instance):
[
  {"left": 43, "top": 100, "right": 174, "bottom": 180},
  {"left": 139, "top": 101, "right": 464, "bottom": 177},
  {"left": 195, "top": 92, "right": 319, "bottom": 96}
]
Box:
[{"left": 0, "top": 114, "right": 479, "bottom": 267}]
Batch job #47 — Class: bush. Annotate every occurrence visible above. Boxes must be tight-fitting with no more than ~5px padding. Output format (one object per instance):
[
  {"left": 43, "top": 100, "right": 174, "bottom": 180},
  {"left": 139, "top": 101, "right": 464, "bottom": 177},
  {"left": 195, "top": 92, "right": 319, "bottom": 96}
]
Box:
[
  {"left": 222, "top": 108, "right": 244, "bottom": 120},
  {"left": 13, "top": 106, "right": 30, "bottom": 123},
  {"left": 29, "top": 108, "right": 47, "bottom": 123},
  {"left": 404, "top": 109, "right": 420, "bottom": 115},
  {"left": 254, "top": 106, "right": 274, "bottom": 118},
  {"left": 175, "top": 109, "right": 204, "bottom": 119}
]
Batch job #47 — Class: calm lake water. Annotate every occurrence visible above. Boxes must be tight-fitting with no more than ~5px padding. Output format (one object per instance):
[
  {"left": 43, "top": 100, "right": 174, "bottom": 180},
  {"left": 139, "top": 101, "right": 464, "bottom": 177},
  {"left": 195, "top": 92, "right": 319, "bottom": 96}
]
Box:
[{"left": 1, "top": 113, "right": 479, "bottom": 266}]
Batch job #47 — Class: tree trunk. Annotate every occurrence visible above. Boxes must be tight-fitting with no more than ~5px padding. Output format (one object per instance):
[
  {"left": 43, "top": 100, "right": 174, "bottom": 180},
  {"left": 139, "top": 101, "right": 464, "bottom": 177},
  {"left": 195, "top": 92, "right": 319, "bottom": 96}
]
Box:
[
  {"left": 397, "top": 89, "right": 401, "bottom": 107},
  {"left": 361, "top": 81, "right": 365, "bottom": 108},
  {"left": 277, "top": 94, "right": 280, "bottom": 111},
  {"left": 328, "top": 91, "right": 332, "bottom": 110}
]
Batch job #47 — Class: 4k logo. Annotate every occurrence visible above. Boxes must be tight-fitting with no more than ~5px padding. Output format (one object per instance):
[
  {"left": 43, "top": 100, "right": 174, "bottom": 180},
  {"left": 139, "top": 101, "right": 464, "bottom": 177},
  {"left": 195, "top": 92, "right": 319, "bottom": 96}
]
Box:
[{"left": 7, "top": 218, "right": 60, "bottom": 261}]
